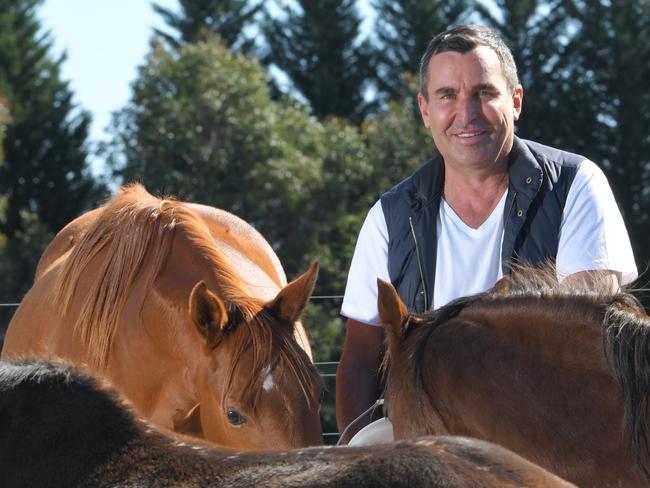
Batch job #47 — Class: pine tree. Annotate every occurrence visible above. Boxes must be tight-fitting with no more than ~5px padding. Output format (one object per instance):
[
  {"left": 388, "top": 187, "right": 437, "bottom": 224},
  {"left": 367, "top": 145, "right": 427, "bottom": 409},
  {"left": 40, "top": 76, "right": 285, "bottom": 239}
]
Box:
[
  {"left": 372, "top": 0, "right": 470, "bottom": 103},
  {"left": 480, "top": 0, "right": 650, "bottom": 278},
  {"left": 263, "top": 0, "right": 373, "bottom": 123},
  {"left": 0, "top": 0, "right": 105, "bottom": 238},
  {"left": 0, "top": 92, "right": 9, "bottom": 160},
  {"left": 560, "top": 0, "right": 650, "bottom": 267},
  {"left": 475, "top": 0, "right": 578, "bottom": 146},
  {"left": 152, "top": 0, "right": 262, "bottom": 52}
]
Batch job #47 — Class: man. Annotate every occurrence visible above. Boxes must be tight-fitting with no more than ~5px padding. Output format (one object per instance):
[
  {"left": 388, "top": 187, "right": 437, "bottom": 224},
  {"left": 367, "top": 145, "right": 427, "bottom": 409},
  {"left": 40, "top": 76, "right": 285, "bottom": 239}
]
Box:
[{"left": 336, "top": 24, "right": 637, "bottom": 443}]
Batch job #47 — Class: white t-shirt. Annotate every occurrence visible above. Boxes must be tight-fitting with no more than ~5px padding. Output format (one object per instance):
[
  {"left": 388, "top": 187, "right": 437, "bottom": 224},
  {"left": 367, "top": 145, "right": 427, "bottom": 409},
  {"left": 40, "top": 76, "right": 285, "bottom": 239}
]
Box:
[{"left": 341, "top": 159, "right": 638, "bottom": 326}]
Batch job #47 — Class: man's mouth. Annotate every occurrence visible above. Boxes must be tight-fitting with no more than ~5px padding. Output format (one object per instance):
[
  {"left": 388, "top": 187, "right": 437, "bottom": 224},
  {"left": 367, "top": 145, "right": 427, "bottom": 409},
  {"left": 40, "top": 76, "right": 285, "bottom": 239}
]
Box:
[{"left": 456, "top": 131, "right": 483, "bottom": 138}]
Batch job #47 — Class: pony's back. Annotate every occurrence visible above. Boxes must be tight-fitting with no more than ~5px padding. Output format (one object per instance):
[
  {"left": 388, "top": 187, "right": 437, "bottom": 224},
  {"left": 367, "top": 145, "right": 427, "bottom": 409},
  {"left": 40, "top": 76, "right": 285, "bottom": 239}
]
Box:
[{"left": 0, "top": 360, "right": 574, "bottom": 488}]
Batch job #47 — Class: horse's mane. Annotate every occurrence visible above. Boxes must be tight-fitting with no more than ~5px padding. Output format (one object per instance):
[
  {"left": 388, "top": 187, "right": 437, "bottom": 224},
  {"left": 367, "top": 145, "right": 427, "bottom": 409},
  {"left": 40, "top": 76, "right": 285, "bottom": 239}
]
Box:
[
  {"left": 55, "top": 183, "right": 320, "bottom": 411},
  {"left": 57, "top": 183, "right": 218, "bottom": 367},
  {"left": 383, "top": 263, "right": 650, "bottom": 480}
]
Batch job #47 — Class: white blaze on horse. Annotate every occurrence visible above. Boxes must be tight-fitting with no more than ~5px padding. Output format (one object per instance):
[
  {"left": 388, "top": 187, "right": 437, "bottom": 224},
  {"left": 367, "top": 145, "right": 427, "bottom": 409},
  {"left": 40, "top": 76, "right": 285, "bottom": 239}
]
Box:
[{"left": 1, "top": 183, "right": 323, "bottom": 449}]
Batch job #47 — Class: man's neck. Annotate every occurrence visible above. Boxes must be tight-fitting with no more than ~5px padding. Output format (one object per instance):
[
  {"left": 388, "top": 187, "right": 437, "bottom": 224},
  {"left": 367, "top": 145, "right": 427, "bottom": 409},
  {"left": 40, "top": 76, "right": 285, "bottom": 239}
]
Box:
[{"left": 442, "top": 163, "right": 509, "bottom": 229}]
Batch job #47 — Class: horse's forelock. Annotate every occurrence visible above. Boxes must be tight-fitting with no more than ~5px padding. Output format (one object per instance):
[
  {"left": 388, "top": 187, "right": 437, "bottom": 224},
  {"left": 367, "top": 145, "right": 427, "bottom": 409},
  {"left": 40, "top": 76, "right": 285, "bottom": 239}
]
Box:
[{"left": 221, "top": 305, "right": 322, "bottom": 420}]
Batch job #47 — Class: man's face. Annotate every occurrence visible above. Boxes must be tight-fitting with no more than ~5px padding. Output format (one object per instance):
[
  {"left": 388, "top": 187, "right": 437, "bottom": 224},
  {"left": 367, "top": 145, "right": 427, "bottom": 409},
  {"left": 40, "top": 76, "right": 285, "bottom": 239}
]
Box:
[{"left": 418, "top": 46, "right": 523, "bottom": 173}]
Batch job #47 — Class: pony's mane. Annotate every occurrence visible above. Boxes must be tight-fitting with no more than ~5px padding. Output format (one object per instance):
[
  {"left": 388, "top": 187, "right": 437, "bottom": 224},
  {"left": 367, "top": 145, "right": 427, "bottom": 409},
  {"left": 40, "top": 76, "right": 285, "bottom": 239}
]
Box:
[
  {"left": 55, "top": 183, "right": 321, "bottom": 412},
  {"left": 57, "top": 184, "right": 251, "bottom": 368},
  {"left": 488, "top": 262, "right": 627, "bottom": 299},
  {"left": 397, "top": 264, "right": 638, "bottom": 388}
]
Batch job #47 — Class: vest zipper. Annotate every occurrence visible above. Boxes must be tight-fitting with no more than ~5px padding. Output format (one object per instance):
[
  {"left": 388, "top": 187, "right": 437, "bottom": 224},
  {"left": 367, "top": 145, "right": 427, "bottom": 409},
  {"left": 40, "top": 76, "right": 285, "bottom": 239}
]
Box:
[
  {"left": 505, "top": 190, "right": 518, "bottom": 225},
  {"left": 408, "top": 216, "right": 429, "bottom": 311},
  {"left": 502, "top": 190, "right": 518, "bottom": 273}
]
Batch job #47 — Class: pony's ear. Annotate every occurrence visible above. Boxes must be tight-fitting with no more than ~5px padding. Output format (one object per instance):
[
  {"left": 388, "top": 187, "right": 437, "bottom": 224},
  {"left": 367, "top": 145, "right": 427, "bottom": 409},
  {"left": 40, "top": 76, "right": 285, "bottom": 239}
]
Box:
[
  {"left": 267, "top": 261, "right": 318, "bottom": 323},
  {"left": 377, "top": 278, "right": 410, "bottom": 348},
  {"left": 189, "top": 281, "right": 228, "bottom": 347}
]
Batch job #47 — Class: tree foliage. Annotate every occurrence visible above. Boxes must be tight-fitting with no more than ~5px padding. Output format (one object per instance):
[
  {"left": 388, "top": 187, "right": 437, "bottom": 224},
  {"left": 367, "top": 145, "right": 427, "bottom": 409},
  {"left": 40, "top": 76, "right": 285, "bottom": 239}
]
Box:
[
  {"left": 152, "top": 0, "right": 262, "bottom": 52},
  {"left": 0, "top": 0, "right": 105, "bottom": 239},
  {"left": 371, "top": 0, "right": 470, "bottom": 102},
  {"left": 0, "top": 93, "right": 9, "bottom": 160},
  {"left": 262, "top": 0, "right": 374, "bottom": 123},
  {"left": 477, "top": 0, "right": 650, "bottom": 270},
  {"left": 104, "top": 36, "right": 374, "bottom": 289},
  {"left": 559, "top": 0, "right": 650, "bottom": 267},
  {"left": 475, "top": 0, "right": 576, "bottom": 146},
  {"left": 102, "top": 36, "right": 434, "bottom": 372}
]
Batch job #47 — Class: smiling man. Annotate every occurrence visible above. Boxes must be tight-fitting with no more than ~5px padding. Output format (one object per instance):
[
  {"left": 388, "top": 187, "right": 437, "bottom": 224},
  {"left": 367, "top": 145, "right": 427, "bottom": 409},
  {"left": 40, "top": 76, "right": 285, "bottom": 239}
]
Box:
[{"left": 335, "top": 24, "right": 637, "bottom": 443}]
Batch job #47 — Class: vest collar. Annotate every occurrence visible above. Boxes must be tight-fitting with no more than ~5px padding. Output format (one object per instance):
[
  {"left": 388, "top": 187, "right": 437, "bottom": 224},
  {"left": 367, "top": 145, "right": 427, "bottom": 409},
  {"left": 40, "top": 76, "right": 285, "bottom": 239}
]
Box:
[
  {"left": 412, "top": 137, "right": 542, "bottom": 208},
  {"left": 508, "top": 136, "right": 543, "bottom": 198}
]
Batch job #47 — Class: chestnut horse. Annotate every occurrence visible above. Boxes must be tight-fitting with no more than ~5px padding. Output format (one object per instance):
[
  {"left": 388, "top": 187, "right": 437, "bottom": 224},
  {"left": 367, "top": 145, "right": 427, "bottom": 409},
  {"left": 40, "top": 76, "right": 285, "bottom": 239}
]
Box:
[
  {"left": 1, "top": 183, "right": 323, "bottom": 449},
  {"left": 377, "top": 267, "right": 650, "bottom": 487},
  {"left": 0, "top": 360, "right": 575, "bottom": 488}
]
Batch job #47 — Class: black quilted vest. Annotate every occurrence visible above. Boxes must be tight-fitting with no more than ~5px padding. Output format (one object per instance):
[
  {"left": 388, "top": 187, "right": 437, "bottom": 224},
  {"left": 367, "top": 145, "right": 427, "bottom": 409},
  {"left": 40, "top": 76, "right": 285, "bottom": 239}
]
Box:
[{"left": 380, "top": 137, "right": 582, "bottom": 312}]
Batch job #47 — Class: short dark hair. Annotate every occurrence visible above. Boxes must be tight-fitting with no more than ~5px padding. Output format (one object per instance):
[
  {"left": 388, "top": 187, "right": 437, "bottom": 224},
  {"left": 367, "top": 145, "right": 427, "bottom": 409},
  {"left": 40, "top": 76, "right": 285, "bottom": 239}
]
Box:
[{"left": 419, "top": 24, "right": 519, "bottom": 99}]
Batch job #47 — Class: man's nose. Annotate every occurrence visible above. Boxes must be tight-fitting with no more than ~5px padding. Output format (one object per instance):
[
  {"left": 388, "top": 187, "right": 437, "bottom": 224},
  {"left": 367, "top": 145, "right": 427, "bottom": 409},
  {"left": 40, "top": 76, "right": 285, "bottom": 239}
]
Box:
[{"left": 455, "top": 95, "right": 480, "bottom": 124}]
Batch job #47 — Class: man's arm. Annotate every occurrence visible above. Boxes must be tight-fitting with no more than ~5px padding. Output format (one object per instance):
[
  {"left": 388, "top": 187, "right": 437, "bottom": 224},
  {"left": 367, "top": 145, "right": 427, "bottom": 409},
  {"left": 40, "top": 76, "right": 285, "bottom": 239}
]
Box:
[
  {"left": 335, "top": 319, "right": 384, "bottom": 444},
  {"left": 564, "top": 269, "right": 622, "bottom": 293},
  {"left": 556, "top": 160, "right": 637, "bottom": 288}
]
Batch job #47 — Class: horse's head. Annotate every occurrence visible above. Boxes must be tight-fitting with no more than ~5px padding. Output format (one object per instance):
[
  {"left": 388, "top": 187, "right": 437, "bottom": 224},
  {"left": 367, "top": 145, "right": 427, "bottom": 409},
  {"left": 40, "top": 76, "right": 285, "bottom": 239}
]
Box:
[
  {"left": 182, "top": 262, "right": 324, "bottom": 449},
  {"left": 377, "top": 278, "right": 449, "bottom": 439}
]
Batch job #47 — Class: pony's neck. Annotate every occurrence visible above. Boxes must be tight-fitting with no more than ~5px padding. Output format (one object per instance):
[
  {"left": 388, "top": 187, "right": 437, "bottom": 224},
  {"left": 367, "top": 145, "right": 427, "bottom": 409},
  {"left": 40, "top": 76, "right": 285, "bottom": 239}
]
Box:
[{"left": 419, "top": 298, "right": 621, "bottom": 470}]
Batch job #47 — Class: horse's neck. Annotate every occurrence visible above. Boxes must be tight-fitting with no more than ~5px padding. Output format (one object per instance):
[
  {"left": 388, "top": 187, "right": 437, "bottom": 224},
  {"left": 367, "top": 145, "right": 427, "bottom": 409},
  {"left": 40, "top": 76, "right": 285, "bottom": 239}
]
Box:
[
  {"left": 210, "top": 237, "right": 281, "bottom": 301},
  {"left": 187, "top": 203, "right": 286, "bottom": 288},
  {"left": 422, "top": 301, "right": 620, "bottom": 462}
]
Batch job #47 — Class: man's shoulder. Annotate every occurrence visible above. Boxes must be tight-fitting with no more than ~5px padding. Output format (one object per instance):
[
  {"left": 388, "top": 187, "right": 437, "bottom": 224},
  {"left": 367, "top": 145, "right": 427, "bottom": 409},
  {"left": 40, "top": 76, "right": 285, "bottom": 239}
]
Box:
[{"left": 518, "top": 138, "right": 586, "bottom": 169}]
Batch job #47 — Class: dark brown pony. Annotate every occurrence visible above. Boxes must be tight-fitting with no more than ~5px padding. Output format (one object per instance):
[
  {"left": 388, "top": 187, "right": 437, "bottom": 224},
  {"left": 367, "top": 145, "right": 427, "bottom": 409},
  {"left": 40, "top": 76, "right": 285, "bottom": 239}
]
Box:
[
  {"left": 1, "top": 184, "right": 323, "bottom": 449},
  {"left": 0, "top": 360, "right": 575, "bottom": 488},
  {"left": 378, "top": 267, "right": 650, "bottom": 487}
]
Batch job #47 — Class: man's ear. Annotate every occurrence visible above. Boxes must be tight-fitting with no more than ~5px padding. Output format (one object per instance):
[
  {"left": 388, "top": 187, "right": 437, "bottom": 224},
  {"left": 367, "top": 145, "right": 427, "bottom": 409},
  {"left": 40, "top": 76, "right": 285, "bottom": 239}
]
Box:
[
  {"left": 512, "top": 84, "right": 523, "bottom": 121},
  {"left": 189, "top": 281, "right": 228, "bottom": 348},
  {"left": 417, "top": 93, "right": 431, "bottom": 128}
]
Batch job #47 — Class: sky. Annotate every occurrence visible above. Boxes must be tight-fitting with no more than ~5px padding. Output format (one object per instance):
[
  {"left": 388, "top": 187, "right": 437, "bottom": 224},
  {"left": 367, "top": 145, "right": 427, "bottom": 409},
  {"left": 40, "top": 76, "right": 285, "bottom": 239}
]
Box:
[
  {"left": 39, "top": 0, "right": 179, "bottom": 175},
  {"left": 38, "top": 0, "right": 375, "bottom": 176}
]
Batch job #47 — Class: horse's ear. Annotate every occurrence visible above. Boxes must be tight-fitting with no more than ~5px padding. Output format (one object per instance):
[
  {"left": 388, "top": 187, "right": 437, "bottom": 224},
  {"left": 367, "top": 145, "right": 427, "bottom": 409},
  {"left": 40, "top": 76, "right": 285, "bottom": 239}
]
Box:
[
  {"left": 189, "top": 281, "right": 228, "bottom": 347},
  {"left": 377, "top": 278, "right": 410, "bottom": 348},
  {"left": 267, "top": 261, "right": 318, "bottom": 324}
]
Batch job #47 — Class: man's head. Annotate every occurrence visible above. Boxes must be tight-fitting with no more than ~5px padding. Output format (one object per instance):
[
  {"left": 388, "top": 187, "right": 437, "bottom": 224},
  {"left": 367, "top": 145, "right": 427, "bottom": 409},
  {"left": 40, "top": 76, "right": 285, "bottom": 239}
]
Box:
[
  {"left": 416, "top": 24, "right": 523, "bottom": 173},
  {"left": 419, "top": 25, "right": 519, "bottom": 101}
]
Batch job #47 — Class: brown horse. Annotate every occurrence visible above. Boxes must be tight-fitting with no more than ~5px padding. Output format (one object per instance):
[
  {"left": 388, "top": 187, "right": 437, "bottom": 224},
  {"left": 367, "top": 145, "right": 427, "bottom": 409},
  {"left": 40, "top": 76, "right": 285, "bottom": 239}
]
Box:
[
  {"left": 1, "top": 183, "right": 323, "bottom": 449},
  {"left": 0, "top": 360, "right": 575, "bottom": 488},
  {"left": 377, "top": 267, "right": 650, "bottom": 487}
]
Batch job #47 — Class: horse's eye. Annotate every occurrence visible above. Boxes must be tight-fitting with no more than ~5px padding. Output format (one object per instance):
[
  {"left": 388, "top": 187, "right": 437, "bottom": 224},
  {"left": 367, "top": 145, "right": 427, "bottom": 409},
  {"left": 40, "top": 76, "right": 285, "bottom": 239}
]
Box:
[{"left": 226, "top": 407, "right": 247, "bottom": 426}]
